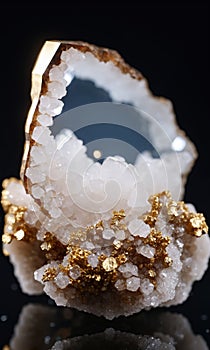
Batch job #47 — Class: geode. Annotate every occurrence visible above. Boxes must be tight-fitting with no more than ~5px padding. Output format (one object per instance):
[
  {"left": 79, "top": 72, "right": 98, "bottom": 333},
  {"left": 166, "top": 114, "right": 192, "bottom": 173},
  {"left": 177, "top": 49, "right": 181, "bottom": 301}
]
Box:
[{"left": 1, "top": 41, "right": 210, "bottom": 319}]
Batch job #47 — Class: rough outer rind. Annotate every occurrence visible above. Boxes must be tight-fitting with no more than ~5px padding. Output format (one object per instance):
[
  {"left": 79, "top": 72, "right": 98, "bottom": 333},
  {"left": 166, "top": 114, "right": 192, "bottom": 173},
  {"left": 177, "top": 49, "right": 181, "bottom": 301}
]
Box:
[{"left": 6, "top": 240, "right": 44, "bottom": 295}]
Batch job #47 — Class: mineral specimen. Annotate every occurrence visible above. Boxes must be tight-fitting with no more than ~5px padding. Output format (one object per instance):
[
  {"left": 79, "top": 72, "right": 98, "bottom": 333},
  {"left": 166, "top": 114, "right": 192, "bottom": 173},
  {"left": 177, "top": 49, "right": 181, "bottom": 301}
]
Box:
[{"left": 1, "top": 41, "right": 210, "bottom": 319}]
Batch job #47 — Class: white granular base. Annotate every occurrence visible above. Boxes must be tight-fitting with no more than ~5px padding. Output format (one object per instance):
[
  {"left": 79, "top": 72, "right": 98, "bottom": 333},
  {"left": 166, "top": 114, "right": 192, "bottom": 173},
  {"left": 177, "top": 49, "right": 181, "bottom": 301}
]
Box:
[{"left": 5, "top": 179, "right": 210, "bottom": 319}]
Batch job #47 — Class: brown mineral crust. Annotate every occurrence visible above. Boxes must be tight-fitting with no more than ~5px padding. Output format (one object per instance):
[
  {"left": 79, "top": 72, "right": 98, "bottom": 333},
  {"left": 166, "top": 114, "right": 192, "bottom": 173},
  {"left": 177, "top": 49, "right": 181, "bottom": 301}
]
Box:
[
  {"left": 50, "top": 41, "right": 144, "bottom": 80},
  {"left": 39, "top": 41, "right": 143, "bottom": 110}
]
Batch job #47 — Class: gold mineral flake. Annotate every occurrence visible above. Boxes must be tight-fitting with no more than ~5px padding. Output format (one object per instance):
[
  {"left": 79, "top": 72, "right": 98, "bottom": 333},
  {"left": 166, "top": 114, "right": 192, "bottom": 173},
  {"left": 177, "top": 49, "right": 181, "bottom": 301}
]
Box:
[
  {"left": 41, "top": 232, "right": 67, "bottom": 261},
  {"left": 143, "top": 195, "right": 162, "bottom": 227},
  {"left": 2, "top": 204, "right": 37, "bottom": 250},
  {"left": 102, "top": 257, "right": 118, "bottom": 271},
  {"left": 42, "top": 267, "right": 57, "bottom": 282},
  {"left": 110, "top": 209, "right": 126, "bottom": 229},
  {"left": 14, "top": 229, "right": 25, "bottom": 240},
  {"left": 148, "top": 269, "right": 156, "bottom": 278},
  {"left": 166, "top": 193, "right": 208, "bottom": 237},
  {"left": 1, "top": 178, "right": 37, "bottom": 251},
  {"left": 188, "top": 213, "right": 208, "bottom": 237},
  {"left": 2, "top": 234, "right": 12, "bottom": 244},
  {"left": 95, "top": 220, "right": 104, "bottom": 230}
]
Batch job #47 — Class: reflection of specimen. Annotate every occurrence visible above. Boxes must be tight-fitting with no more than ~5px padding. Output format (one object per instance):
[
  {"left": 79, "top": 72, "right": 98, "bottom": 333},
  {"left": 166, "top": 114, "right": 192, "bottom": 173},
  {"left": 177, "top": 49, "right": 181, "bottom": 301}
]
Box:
[
  {"left": 8, "top": 304, "right": 208, "bottom": 350},
  {"left": 2, "top": 41, "right": 210, "bottom": 318}
]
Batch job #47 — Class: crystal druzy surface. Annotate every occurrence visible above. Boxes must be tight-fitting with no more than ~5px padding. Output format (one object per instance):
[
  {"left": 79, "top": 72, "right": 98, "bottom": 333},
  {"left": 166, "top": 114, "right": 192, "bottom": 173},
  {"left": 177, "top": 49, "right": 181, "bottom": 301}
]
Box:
[{"left": 1, "top": 41, "right": 210, "bottom": 319}]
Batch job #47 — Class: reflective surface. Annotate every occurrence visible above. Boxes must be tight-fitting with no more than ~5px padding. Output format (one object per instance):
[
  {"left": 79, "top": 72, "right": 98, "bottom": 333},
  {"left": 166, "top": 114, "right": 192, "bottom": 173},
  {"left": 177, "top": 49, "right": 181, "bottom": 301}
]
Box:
[
  {"left": 0, "top": 267, "right": 209, "bottom": 349},
  {"left": 1, "top": 298, "right": 209, "bottom": 349}
]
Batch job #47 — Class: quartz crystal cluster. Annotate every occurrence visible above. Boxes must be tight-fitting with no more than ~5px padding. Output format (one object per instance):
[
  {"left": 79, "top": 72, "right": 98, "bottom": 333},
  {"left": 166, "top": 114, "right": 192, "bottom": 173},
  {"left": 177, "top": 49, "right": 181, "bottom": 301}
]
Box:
[{"left": 1, "top": 41, "right": 210, "bottom": 319}]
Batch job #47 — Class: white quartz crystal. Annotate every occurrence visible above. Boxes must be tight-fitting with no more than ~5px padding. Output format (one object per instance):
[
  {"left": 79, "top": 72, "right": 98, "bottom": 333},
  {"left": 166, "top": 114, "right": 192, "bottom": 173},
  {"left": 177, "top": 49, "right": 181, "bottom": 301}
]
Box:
[
  {"left": 69, "top": 266, "right": 81, "bottom": 280},
  {"left": 137, "top": 245, "right": 156, "bottom": 258},
  {"left": 31, "top": 185, "right": 45, "bottom": 199},
  {"left": 118, "top": 262, "right": 139, "bottom": 278},
  {"left": 102, "top": 229, "right": 115, "bottom": 240},
  {"left": 126, "top": 276, "right": 141, "bottom": 291},
  {"left": 115, "top": 230, "right": 126, "bottom": 240},
  {"left": 39, "top": 95, "right": 64, "bottom": 116},
  {"left": 31, "top": 126, "right": 52, "bottom": 145},
  {"left": 30, "top": 145, "right": 47, "bottom": 165},
  {"left": 47, "top": 81, "right": 66, "bottom": 99},
  {"left": 87, "top": 254, "right": 98, "bottom": 268},
  {"left": 55, "top": 272, "right": 69, "bottom": 289},
  {"left": 37, "top": 114, "right": 53, "bottom": 127},
  {"left": 114, "top": 279, "right": 126, "bottom": 291},
  {"left": 5, "top": 180, "right": 31, "bottom": 207},
  {"left": 25, "top": 166, "right": 46, "bottom": 183},
  {"left": 128, "top": 219, "right": 150, "bottom": 237},
  {"left": 140, "top": 278, "right": 154, "bottom": 295},
  {"left": 49, "top": 65, "right": 68, "bottom": 82}
]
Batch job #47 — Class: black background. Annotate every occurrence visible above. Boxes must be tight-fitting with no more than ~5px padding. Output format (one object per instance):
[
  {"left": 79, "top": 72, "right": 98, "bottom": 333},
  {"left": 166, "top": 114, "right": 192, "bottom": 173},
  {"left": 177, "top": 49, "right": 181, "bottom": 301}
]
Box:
[{"left": 0, "top": 2, "right": 209, "bottom": 348}]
